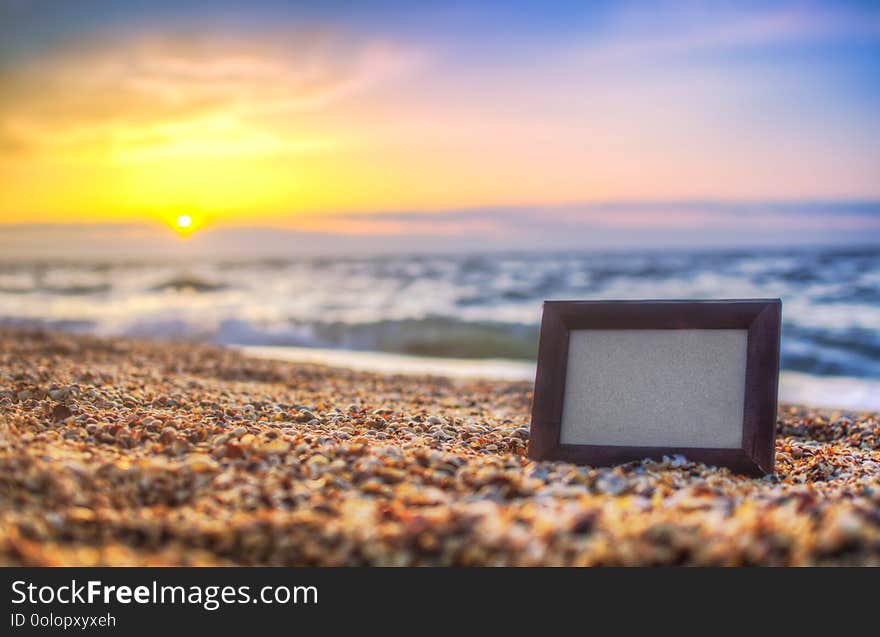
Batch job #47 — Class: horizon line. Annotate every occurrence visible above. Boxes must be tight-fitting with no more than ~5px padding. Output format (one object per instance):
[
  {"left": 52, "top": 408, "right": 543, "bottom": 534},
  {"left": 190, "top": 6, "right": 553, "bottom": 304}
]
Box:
[{"left": 2, "top": 197, "right": 879, "bottom": 228}]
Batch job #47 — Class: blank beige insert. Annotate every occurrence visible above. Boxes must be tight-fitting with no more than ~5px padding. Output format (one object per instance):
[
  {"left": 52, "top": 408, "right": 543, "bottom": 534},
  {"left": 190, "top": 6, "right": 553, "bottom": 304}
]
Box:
[{"left": 560, "top": 329, "right": 747, "bottom": 448}]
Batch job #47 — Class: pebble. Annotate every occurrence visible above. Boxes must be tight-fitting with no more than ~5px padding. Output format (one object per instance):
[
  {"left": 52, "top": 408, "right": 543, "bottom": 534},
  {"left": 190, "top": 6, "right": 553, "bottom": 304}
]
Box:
[
  {"left": 51, "top": 404, "right": 72, "bottom": 422},
  {"left": 1, "top": 329, "right": 878, "bottom": 566}
]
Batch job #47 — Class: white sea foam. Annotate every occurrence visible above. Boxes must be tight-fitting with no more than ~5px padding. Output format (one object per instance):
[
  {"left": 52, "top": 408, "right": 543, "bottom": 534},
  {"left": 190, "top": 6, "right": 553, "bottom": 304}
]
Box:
[
  {"left": 240, "top": 345, "right": 880, "bottom": 411},
  {"left": 241, "top": 345, "right": 537, "bottom": 381}
]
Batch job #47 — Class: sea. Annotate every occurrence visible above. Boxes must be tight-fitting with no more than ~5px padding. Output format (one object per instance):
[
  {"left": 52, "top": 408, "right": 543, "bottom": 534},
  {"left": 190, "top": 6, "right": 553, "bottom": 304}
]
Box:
[{"left": 2, "top": 245, "right": 879, "bottom": 409}]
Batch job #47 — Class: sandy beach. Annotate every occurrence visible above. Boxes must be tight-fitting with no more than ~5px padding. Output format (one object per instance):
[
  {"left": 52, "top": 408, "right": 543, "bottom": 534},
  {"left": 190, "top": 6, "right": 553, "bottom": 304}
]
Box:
[{"left": 1, "top": 328, "right": 878, "bottom": 566}]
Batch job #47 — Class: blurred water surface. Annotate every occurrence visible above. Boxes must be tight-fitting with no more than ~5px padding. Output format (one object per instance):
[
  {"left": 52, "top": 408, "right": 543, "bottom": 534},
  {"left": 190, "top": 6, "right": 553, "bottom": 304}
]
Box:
[{"left": 1, "top": 246, "right": 878, "bottom": 381}]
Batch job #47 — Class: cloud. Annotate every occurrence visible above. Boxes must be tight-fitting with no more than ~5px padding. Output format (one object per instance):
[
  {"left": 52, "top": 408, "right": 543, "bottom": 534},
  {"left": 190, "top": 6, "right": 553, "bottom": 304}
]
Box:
[
  {"left": 579, "top": 3, "right": 880, "bottom": 66},
  {"left": 0, "top": 27, "right": 422, "bottom": 158},
  {"left": 286, "top": 200, "right": 880, "bottom": 238}
]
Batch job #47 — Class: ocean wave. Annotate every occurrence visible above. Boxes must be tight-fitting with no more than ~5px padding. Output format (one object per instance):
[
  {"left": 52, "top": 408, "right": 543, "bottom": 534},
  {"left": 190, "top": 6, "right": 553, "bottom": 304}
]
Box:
[
  {"left": 0, "top": 246, "right": 878, "bottom": 378},
  {"left": 0, "top": 283, "right": 112, "bottom": 295},
  {"left": 150, "top": 275, "right": 230, "bottom": 292},
  {"left": 0, "top": 316, "right": 97, "bottom": 333},
  {"left": 214, "top": 317, "right": 539, "bottom": 360}
]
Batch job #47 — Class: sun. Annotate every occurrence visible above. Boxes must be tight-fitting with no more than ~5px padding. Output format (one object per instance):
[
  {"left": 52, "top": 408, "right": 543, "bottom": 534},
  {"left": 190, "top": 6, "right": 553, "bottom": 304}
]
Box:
[
  {"left": 170, "top": 214, "right": 197, "bottom": 237},
  {"left": 161, "top": 210, "right": 207, "bottom": 237}
]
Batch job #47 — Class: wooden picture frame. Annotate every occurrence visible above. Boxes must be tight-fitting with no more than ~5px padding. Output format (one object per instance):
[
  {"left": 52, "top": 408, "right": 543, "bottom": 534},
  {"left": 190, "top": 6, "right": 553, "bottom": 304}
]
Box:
[{"left": 528, "top": 299, "right": 782, "bottom": 476}]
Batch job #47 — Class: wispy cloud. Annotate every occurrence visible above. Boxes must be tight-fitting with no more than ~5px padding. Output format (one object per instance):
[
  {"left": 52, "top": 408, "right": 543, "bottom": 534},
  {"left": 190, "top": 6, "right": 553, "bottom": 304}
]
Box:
[
  {"left": 282, "top": 200, "right": 880, "bottom": 237},
  {"left": 580, "top": 2, "right": 880, "bottom": 65},
  {"left": 0, "top": 27, "right": 422, "bottom": 158}
]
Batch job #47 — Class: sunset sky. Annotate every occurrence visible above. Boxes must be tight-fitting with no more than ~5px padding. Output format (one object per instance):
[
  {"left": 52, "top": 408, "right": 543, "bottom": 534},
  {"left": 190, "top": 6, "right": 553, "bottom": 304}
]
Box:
[{"left": 0, "top": 0, "right": 879, "bottom": 252}]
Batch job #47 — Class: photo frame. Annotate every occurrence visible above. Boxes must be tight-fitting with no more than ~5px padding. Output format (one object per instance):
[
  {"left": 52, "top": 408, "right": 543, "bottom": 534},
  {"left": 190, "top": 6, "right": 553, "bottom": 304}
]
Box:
[{"left": 528, "top": 299, "right": 782, "bottom": 476}]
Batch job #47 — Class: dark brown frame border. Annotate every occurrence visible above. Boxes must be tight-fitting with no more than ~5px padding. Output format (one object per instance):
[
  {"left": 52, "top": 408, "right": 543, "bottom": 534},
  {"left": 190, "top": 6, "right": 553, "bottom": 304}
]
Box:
[{"left": 528, "top": 299, "right": 782, "bottom": 476}]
